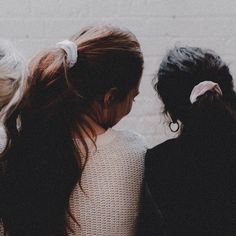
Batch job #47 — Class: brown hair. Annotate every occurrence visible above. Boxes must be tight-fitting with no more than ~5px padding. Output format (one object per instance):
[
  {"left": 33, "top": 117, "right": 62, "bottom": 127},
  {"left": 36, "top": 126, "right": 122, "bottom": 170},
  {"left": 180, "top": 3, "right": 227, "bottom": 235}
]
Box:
[{"left": 0, "top": 26, "right": 143, "bottom": 235}]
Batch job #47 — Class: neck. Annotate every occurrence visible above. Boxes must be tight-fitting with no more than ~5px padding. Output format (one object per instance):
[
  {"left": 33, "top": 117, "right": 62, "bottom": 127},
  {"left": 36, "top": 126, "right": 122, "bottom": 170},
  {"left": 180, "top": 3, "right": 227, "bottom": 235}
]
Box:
[{"left": 83, "top": 115, "right": 107, "bottom": 137}]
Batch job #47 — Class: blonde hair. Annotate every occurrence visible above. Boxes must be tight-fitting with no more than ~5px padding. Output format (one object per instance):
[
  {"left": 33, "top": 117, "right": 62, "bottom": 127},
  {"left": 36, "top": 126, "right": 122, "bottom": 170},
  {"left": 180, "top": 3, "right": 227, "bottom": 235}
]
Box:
[{"left": 0, "top": 39, "right": 27, "bottom": 122}]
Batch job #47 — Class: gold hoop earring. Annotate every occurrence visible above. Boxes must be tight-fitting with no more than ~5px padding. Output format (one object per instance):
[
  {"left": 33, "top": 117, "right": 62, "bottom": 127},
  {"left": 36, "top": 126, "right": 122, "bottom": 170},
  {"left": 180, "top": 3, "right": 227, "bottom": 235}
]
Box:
[{"left": 169, "top": 121, "right": 180, "bottom": 133}]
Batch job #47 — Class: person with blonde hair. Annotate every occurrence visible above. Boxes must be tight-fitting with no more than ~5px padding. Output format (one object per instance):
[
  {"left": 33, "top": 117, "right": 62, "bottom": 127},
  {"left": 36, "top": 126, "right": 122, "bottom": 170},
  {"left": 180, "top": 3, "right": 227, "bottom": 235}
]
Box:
[
  {"left": 0, "top": 39, "right": 26, "bottom": 236},
  {"left": 0, "top": 39, "right": 26, "bottom": 149},
  {"left": 0, "top": 26, "right": 146, "bottom": 236}
]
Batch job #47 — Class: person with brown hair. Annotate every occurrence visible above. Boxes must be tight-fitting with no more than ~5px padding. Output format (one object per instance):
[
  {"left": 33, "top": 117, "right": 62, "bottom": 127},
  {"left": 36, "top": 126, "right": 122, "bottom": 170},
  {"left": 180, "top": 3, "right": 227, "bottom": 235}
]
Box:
[{"left": 0, "top": 26, "right": 146, "bottom": 235}]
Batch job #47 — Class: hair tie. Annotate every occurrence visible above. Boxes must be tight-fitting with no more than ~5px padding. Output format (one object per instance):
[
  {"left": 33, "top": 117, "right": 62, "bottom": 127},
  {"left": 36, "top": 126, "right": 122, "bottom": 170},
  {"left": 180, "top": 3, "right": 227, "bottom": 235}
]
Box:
[
  {"left": 56, "top": 40, "right": 78, "bottom": 68},
  {"left": 190, "top": 81, "right": 223, "bottom": 104}
]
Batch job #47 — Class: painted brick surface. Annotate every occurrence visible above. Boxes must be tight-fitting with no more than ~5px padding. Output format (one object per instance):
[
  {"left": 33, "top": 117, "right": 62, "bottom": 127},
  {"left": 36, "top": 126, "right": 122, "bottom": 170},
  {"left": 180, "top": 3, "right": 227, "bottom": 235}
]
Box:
[{"left": 1, "top": 0, "right": 236, "bottom": 147}]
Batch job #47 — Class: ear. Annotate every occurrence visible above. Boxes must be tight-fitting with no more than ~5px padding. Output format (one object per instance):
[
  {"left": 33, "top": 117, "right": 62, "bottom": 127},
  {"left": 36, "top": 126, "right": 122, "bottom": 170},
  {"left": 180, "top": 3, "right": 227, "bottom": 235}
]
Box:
[
  {"left": 103, "top": 88, "right": 119, "bottom": 107},
  {"left": 168, "top": 112, "right": 178, "bottom": 123}
]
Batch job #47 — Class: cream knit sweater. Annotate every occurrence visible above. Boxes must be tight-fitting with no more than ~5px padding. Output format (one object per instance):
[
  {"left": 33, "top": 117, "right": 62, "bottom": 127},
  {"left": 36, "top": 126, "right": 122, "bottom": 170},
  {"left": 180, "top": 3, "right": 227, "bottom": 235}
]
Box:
[
  {"left": 69, "top": 128, "right": 146, "bottom": 236},
  {"left": 0, "top": 128, "right": 146, "bottom": 236}
]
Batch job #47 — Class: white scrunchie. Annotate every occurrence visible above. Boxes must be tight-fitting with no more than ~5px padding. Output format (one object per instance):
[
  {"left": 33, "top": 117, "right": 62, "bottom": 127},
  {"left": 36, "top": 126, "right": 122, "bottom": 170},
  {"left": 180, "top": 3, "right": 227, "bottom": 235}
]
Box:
[
  {"left": 56, "top": 40, "right": 78, "bottom": 68},
  {"left": 190, "top": 81, "right": 223, "bottom": 104}
]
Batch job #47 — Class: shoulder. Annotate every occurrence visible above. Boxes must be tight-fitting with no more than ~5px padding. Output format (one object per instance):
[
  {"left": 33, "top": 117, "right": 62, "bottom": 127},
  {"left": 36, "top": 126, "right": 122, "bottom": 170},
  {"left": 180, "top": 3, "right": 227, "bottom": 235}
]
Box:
[
  {"left": 115, "top": 129, "right": 147, "bottom": 144},
  {"left": 110, "top": 128, "right": 147, "bottom": 154},
  {"left": 146, "top": 138, "right": 179, "bottom": 162},
  {"left": 145, "top": 138, "right": 180, "bottom": 180}
]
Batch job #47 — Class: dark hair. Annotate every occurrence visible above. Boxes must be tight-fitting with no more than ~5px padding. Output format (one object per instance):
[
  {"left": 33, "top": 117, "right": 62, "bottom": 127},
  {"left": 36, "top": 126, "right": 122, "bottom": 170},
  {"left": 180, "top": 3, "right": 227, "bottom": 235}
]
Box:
[
  {"left": 0, "top": 26, "right": 143, "bottom": 235},
  {"left": 154, "top": 47, "right": 236, "bottom": 139}
]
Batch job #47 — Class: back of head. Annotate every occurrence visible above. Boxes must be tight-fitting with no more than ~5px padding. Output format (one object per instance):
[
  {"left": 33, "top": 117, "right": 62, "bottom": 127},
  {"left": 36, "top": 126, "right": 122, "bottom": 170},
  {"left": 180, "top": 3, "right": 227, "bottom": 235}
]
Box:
[
  {"left": 154, "top": 48, "right": 236, "bottom": 235},
  {"left": 0, "top": 40, "right": 26, "bottom": 122},
  {"left": 1, "top": 26, "right": 143, "bottom": 235},
  {"left": 155, "top": 47, "right": 236, "bottom": 142},
  {"left": 25, "top": 26, "right": 143, "bottom": 129}
]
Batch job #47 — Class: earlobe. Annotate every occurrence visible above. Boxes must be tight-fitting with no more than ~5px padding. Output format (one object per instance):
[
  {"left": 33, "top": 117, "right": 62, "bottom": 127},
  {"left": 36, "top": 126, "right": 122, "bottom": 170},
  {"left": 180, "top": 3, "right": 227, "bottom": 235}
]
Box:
[{"left": 167, "top": 112, "right": 178, "bottom": 124}]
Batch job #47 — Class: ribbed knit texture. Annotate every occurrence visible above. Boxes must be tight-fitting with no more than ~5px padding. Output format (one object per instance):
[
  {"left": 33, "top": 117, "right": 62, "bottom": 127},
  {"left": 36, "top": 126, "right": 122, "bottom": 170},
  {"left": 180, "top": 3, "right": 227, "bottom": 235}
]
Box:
[{"left": 69, "top": 128, "right": 146, "bottom": 236}]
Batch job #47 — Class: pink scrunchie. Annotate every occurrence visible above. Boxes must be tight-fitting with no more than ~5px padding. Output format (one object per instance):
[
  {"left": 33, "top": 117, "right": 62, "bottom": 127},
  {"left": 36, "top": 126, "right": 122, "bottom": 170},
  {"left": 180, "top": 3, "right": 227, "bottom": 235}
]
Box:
[{"left": 190, "top": 81, "right": 223, "bottom": 104}]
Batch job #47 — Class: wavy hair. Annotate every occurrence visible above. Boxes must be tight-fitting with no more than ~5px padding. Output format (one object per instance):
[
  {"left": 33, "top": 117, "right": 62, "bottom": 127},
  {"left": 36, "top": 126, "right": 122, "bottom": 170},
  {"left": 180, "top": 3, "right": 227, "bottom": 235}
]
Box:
[
  {"left": 0, "top": 39, "right": 27, "bottom": 122},
  {"left": 0, "top": 26, "right": 143, "bottom": 235}
]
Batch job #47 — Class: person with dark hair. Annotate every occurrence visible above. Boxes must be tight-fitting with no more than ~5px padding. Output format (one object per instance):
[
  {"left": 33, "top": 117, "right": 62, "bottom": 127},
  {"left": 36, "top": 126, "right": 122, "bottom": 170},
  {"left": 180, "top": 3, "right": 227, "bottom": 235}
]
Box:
[
  {"left": 0, "top": 26, "right": 146, "bottom": 236},
  {"left": 140, "top": 47, "right": 236, "bottom": 235}
]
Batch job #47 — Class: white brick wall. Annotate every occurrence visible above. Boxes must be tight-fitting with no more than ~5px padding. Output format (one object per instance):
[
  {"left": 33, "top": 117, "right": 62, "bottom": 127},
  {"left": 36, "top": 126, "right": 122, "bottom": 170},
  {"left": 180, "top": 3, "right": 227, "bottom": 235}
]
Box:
[{"left": 1, "top": 0, "right": 236, "bottom": 147}]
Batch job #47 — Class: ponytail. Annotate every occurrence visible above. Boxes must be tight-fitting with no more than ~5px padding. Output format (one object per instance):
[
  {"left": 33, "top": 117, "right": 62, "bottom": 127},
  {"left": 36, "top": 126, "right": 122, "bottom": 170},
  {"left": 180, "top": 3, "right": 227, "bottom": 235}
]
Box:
[
  {"left": 1, "top": 47, "right": 84, "bottom": 235},
  {"left": 184, "top": 89, "right": 236, "bottom": 139}
]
